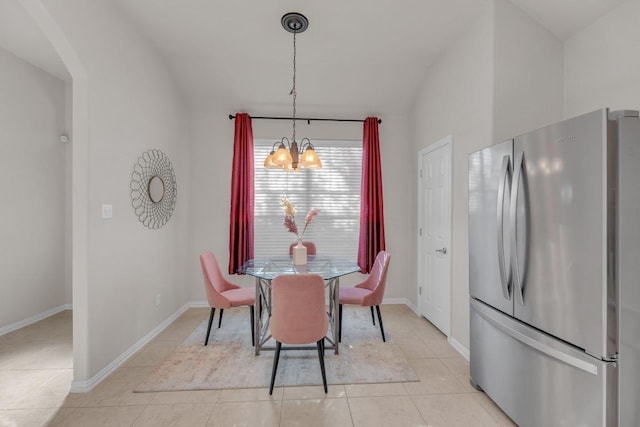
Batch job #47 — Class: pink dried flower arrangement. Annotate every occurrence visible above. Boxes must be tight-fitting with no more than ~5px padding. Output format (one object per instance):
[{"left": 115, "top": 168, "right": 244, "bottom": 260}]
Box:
[
  {"left": 283, "top": 215, "right": 298, "bottom": 235},
  {"left": 281, "top": 195, "right": 319, "bottom": 239}
]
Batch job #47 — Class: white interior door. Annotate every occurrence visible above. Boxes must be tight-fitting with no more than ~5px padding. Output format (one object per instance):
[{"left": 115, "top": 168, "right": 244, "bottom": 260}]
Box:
[{"left": 418, "top": 136, "right": 451, "bottom": 336}]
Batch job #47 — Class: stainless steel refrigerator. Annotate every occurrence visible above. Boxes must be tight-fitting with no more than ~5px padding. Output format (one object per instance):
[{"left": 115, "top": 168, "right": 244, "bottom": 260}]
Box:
[{"left": 468, "top": 109, "right": 640, "bottom": 426}]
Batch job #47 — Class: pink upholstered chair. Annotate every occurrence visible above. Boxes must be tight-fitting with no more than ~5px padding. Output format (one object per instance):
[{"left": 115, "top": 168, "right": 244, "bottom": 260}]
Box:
[
  {"left": 288, "top": 241, "right": 317, "bottom": 256},
  {"left": 339, "top": 251, "right": 391, "bottom": 342},
  {"left": 269, "top": 274, "right": 329, "bottom": 395},
  {"left": 200, "top": 252, "right": 255, "bottom": 346}
]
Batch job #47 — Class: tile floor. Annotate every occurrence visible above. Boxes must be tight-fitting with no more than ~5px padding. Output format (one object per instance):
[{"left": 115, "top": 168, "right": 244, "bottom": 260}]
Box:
[{"left": 0, "top": 305, "right": 516, "bottom": 426}]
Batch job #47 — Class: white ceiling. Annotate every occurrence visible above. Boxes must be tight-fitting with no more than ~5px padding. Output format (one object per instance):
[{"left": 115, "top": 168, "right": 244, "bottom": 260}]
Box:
[
  {"left": 0, "top": 0, "right": 69, "bottom": 80},
  {"left": 509, "top": 0, "right": 628, "bottom": 40},
  {"left": 109, "top": 0, "right": 492, "bottom": 115},
  {"left": 0, "top": 0, "right": 629, "bottom": 115}
]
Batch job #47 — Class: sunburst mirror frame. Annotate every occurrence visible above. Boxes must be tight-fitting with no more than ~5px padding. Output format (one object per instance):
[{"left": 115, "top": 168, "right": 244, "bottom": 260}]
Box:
[{"left": 130, "top": 149, "right": 177, "bottom": 229}]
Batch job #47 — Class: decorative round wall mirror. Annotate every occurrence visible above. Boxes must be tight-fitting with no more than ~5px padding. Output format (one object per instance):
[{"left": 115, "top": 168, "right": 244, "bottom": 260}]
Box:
[
  {"left": 148, "top": 175, "right": 165, "bottom": 203},
  {"left": 130, "top": 149, "right": 177, "bottom": 229}
]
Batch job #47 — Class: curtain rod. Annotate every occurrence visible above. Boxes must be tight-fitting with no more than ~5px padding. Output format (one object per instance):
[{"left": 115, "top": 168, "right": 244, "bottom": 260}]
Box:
[{"left": 228, "top": 114, "right": 381, "bottom": 124}]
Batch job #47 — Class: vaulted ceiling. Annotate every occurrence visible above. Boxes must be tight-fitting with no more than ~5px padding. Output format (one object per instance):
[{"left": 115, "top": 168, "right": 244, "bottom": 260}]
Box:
[{"left": 0, "top": 0, "right": 629, "bottom": 115}]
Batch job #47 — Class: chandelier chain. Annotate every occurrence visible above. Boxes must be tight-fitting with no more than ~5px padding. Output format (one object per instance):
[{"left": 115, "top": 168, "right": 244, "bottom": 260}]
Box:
[
  {"left": 262, "top": 12, "right": 320, "bottom": 171},
  {"left": 291, "top": 30, "right": 297, "bottom": 143}
]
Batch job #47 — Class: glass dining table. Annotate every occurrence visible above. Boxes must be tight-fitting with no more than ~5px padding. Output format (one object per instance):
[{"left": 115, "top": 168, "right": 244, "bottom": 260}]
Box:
[{"left": 238, "top": 256, "right": 360, "bottom": 355}]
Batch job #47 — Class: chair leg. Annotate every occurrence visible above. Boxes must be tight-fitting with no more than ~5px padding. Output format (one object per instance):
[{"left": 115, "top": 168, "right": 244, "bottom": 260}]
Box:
[
  {"left": 316, "top": 339, "right": 328, "bottom": 393},
  {"left": 249, "top": 305, "right": 255, "bottom": 347},
  {"left": 269, "top": 341, "right": 282, "bottom": 395},
  {"left": 204, "top": 308, "right": 215, "bottom": 346},
  {"left": 370, "top": 306, "right": 375, "bottom": 325},
  {"left": 338, "top": 304, "right": 343, "bottom": 343},
  {"left": 375, "top": 305, "right": 386, "bottom": 342},
  {"left": 218, "top": 308, "right": 224, "bottom": 328}
]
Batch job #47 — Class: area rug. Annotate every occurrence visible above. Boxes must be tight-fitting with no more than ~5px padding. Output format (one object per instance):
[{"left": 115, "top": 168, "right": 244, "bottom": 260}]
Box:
[{"left": 135, "top": 306, "right": 418, "bottom": 391}]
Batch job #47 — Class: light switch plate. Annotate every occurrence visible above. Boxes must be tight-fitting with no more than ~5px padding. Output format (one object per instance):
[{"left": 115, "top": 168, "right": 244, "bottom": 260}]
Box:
[{"left": 101, "top": 204, "right": 113, "bottom": 219}]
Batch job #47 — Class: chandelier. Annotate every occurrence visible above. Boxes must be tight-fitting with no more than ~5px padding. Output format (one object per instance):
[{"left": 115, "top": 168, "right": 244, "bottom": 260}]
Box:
[{"left": 264, "top": 12, "right": 322, "bottom": 171}]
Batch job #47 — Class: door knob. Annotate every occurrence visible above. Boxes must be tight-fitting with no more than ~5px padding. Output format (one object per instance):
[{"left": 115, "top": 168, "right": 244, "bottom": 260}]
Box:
[{"left": 435, "top": 247, "right": 447, "bottom": 254}]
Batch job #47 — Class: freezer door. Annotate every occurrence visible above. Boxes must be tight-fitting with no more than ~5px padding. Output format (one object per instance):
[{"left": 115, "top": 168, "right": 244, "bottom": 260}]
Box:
[
  {"left": 468, "top": 140, "right": 514, "bottom": 315},
  {"left": 470, "top": 299, "right": 617, "bottom": 427},
  {"left": 511, "top": 109, "right": 616, "bottom": 358}
]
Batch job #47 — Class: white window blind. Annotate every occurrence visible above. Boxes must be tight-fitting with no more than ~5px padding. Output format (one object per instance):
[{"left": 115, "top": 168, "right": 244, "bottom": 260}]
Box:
[{"left": 253, "top": 139, "right": 362, "bottom": 259}]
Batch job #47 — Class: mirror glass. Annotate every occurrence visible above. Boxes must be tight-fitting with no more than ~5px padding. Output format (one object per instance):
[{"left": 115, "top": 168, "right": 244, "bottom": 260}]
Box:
[{"left": 148, "top": 175, "right": 165, "bottom": 203}]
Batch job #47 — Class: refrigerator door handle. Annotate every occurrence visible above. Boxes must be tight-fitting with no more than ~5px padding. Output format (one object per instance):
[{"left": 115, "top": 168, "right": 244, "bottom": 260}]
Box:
[
  {"left": 496, "top": 155, "right": 512, "bottom": 300},
  {"left": 510, "top": 151, "right": 525, "bottom": 306},
  {"left": 472, "top": 300, "right": 599, "bottom": 375}
]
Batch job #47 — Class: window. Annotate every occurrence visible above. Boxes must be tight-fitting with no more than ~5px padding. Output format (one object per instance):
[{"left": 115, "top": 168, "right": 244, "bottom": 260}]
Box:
[{"left": 253, "top": 139, "right": 362, "bottom": 258}]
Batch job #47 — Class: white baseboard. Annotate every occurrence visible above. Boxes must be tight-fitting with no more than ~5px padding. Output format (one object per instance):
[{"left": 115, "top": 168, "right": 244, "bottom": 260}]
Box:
[
  {"left": 70, "top": 303, "right": 191, "bottom": 393},
  {"left": 69, "top": 298, "right": 467, "bottom": 393},
  {"left": 189, "top": 300, "right": 209, "bottom": 308},
  {"left": 448, "top": 336, "right": 470, "bottom": 360},
  {"left": 193, "top": 299, "right": 415, "bottom": 310},
  {"left": 0, "top": 304, "right": 71, "bottom": 336},
  {"left": 381, "top": 297, "right": 417, "bottom": 311},
  {"left": 384, "top": 299, "right": 469, "bottom": 360}
]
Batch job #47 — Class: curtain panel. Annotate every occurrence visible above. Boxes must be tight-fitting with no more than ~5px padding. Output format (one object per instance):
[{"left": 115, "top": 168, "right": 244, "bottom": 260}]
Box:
[
  {"left": 228, "top": 113, "right": 255, "bottom": 274},
  {"left": 357, "top": 117, "right": 386, "bottom": 273}
]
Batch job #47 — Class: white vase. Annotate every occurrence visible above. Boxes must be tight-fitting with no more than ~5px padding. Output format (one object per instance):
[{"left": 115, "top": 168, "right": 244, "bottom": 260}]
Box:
[{"left": 293, "top": 239, "right": 307, "bottom": 265}]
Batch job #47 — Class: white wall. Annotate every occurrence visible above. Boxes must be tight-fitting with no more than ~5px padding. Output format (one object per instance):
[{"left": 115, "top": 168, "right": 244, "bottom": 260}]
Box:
[
  {"left": 564, "top": 0, "right": 640, "bottom": 117},
  {"left": 187, "top": 107, "right": 413, "bottom": 302},
  {"left": 411, "top": 6, "right": 495, "bottom": 350},
  {"left": 0, "top": 47, "right": 67, "bottom": 328},
  {"left": 410, "top": 0, "right": 564, "bottom": 351},
  {"left": 39, "top": 0, "right": 191, "bottom": 381},
  {"left": 493, "top": 0, "right": 564, "bottom": 141}
]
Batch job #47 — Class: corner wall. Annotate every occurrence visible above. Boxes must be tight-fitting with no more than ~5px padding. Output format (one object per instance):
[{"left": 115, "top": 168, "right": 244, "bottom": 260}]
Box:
[
  {"left": 410, "top": 0, "right": 564, "bottom": 351},
  {"left": 564, "top": 0, "right": 640, "bottom": 117},
  {"left": 0, "top": 47, "right": 67, "bottom": 328},
  {"left": 411, "top": 6, "right": 495, "bottom": 350},
  {"left": 493, "top": 0, "right": 563, "bottom": 140},
  {"left": 38, "top": 0, "right": 191, "bottom": 382}
]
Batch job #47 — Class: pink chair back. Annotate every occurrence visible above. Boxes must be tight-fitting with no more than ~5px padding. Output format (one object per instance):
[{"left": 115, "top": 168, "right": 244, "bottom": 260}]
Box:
[
  {"left": 200, "top": 252, "right": 238, "bottom": 309},
  {"left": 288, "top": 241, "right": 317, "bottom": 256},
  {"left": 270, "top": 274, "right": 329, "bottom": 344},
  {"left": 356, "top": 251, "right": 391, "bottom": 306}
]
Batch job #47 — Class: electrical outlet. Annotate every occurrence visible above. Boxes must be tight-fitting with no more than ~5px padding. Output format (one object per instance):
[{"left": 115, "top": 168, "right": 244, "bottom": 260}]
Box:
[{"left": 156, "top": 294, "right": 161, "bottom": 306}]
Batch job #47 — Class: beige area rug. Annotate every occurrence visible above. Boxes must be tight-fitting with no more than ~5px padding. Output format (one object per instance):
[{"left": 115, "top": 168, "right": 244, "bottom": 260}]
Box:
[{"left": 135, "top": 306, "right": 418, "bottom": 392}]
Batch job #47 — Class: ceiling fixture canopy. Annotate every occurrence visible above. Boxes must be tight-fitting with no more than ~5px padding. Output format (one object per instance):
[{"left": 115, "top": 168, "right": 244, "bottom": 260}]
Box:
[{"left": 264, "top": 12, "right": 322, "bottom": 171}]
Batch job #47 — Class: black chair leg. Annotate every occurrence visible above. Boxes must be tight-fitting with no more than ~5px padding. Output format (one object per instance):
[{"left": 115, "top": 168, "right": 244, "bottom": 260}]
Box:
[
  {"left": 269, "top": 341, "right": 282, "bottom": 395},
  {"left": 375, "top": 305, "right": 386, "bottom": 342},
  {"left": 249, "top": 305, "right": 255, "bottom": 347},
  {"left": 370, "top": 306, "right": 375, "bottom": 325},
  {"left": 204, "top": 308, "right": 215, "bottom": 346},
  {"left": 338, "top": 304, "right": 343, "bottom": 342},
  {"left": 317, "top": 339, "right": 328, "bottom": 393},
  {"left": 218, "top": 308, "right": 224, "bottom": 328}
]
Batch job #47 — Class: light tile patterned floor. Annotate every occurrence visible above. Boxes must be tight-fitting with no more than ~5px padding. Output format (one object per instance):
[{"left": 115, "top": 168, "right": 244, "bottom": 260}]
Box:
[{"left": 0, "top": 306, "right": 516, "bottom": 426}]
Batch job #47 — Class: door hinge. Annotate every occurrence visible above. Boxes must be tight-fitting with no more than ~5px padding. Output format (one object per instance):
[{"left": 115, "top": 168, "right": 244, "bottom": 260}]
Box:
[
  {"left": 419, "top": 286, "right": 422, "bottom": 295},
  {"left": 419, "top": 228, "right": 422, "bottom": 236},
  {"left": 419, "top": 169, "right": 423, "bottom": 178}
]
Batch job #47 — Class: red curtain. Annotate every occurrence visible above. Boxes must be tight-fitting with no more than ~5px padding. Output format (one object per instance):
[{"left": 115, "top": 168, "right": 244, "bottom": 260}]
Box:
[
  {"left": 228, "top": 113, "right": 254, "bottom": 274},
  {"left": 358, "top": 117, "right": 386, "bottom": 273}
]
